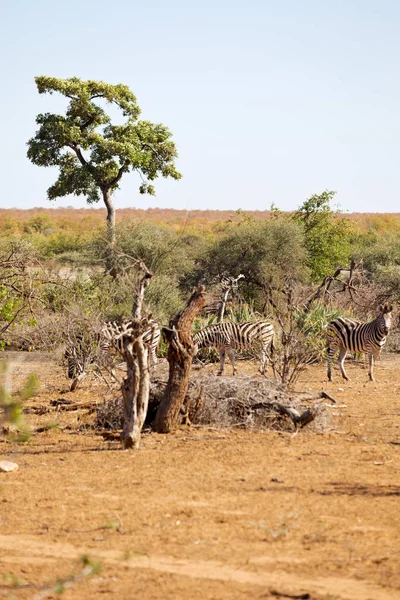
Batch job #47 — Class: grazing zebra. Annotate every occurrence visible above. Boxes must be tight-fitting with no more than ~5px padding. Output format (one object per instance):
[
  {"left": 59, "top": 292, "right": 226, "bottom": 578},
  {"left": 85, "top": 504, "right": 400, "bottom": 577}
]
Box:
[
  {"left": 193, "top": 320, "right": 274, "bottom": 376},
  {"left": 65, "top": 319, "right": 160, "bottom": 390},
  {"left": 327, "top": 303, "right": 393, "bottom": 382},
  {"left": 101, "top": 318, "right": 161, "bottom": 365}
]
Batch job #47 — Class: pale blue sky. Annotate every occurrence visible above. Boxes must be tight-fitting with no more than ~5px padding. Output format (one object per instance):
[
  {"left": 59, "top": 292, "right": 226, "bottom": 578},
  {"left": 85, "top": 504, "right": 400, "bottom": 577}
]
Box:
[{"left": 2, "top": 0, "right": 400, "bottom": 212}]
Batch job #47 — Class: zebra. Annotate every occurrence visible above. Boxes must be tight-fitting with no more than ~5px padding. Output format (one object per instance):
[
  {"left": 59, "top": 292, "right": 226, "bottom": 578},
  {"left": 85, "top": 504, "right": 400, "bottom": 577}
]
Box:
[
  {"left": 193, "top": 320, "right": 274, "bottom": 376},
  {"left": 327, "top": 303, "right": 393, "bottom": 382},
  {"left": 65, "top": 319, "right": 161, "bottom": 391},
  {"left": 101, "top": 318, "right": 161, "bottom": 364}
]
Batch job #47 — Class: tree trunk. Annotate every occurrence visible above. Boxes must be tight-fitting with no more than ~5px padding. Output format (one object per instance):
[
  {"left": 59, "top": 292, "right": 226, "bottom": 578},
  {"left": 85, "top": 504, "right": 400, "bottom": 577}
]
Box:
[
  {"left": 217, "top": 288, "right": 230, "bottom": 323},
  {"left": 121, "top": 336, "right": 149, "bottom": 449},
  {"left": 102, "top": 187, "right": 116, "bottom": 275},
  {"left": 132, "top": 264, "right": 152, "bottom": 319},
  {"left": 153, "top": 286, "right": 206, "bottom": 433},
  {"left": 120, "top": 266, "right": 153, "bottom": 449},
  {"left": 217, "top": 274, "right": 244, "bottom": 322}
]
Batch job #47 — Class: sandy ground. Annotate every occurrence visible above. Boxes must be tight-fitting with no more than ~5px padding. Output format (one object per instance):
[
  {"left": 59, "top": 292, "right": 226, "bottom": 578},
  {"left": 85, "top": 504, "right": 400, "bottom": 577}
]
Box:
[{"left": 0, "top": 351, "right": 399, "bottom": 600}]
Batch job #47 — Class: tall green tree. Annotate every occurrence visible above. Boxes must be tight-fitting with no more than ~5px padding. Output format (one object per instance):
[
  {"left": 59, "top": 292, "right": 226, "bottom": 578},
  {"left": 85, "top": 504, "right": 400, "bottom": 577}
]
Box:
[
  {"left": 292, "top": 191, "right": 353, "bottom": 281},
  {"left": 27, "top": 76, "right": 181, "bottom": 271}
]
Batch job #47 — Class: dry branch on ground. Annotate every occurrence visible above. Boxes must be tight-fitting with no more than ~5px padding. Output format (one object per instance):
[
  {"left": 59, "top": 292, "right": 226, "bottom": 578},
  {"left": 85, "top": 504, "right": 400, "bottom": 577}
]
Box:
[{"left": 96, "top": 373, "right": 332, "bottom": 433}]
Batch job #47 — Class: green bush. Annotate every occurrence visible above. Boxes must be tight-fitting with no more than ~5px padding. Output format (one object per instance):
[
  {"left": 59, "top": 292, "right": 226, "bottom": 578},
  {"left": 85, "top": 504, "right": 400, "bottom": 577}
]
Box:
[
  {"left": 292, "top": 191, "right": 354, "bottom": 282},
  {"left": 184, "top": 218, "right": 308, "bottom": 311},
  {"left": 296, "top": 302, "right": 352, "bottom": 363},
  {"left": 23, "top": 214, "right": 54, "bottom": 234},
  {"left": 357, "top": 232, "right": 400, "bottom": 275}
]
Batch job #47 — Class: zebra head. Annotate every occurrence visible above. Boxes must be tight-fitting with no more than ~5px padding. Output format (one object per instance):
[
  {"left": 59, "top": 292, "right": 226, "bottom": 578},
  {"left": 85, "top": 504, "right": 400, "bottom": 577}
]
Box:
[{"left": 379, "top": 303, "right": 393, "bottom": 336}]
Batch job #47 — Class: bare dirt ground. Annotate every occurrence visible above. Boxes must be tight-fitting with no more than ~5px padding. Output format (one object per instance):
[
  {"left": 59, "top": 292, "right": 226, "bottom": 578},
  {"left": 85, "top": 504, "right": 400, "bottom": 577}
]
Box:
[{"left": 0, "top": 352, "right": 399, "bottom": 600}]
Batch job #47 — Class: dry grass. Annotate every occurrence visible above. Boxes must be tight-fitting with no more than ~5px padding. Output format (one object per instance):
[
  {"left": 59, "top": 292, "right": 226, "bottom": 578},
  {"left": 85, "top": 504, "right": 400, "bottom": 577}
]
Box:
[{"left": 95, "top": 371, "right": 331, "bottom": 433}]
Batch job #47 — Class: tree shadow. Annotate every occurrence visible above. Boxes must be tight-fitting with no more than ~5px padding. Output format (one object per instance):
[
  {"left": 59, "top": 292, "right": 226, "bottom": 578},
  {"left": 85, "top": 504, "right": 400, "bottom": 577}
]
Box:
[{"left": 318, "top": 482, "right": 400, "bottom": 497}]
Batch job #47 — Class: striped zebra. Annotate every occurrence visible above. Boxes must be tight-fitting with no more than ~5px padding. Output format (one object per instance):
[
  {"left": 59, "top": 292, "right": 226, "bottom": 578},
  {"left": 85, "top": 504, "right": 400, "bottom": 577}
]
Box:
[
  {"left": 193, "top": 320, "right": 274, "bottom": 376},
  {"left": 101, "top": 318, "right": 160, "bottom": 364},
  {"left": 65, "top": 319, "right": 160, "bottom": 390},
  {"left": 327, "top": 303, "right": 393, "bottom": 382}
]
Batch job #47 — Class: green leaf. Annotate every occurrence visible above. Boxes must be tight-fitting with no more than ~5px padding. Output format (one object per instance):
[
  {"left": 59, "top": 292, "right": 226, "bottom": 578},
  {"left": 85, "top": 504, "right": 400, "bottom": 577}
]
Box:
[{"left": 27, "top": 76, "right": 181, "bottom": 206}]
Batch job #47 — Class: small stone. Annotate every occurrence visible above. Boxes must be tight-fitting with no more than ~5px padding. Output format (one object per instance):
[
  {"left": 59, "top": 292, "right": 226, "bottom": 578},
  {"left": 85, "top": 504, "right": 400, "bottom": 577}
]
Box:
[
  {"left": 338, "top": 388, "right": 345, "bottom": 392},
  {"left": 0, "top": 461, "right": 19, "bottom": 473},
  {"left": 2, "top": 425, "right": 19, "bottom": 435}
]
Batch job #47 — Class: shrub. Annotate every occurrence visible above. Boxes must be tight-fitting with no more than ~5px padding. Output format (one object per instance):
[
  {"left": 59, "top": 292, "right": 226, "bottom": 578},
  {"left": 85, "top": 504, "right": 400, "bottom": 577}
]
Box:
[
  {"left": 185, "top": 218, "right": 308, "bottom": 311},
  {"left": 292, "top": 191, "right": 354, "bottom": 282}
]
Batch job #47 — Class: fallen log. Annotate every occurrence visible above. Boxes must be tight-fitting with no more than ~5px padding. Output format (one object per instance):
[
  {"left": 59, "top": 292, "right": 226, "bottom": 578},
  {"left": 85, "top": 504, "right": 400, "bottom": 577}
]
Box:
[{"left": 251, "top": 402, "right": 318, "bottom": 428}]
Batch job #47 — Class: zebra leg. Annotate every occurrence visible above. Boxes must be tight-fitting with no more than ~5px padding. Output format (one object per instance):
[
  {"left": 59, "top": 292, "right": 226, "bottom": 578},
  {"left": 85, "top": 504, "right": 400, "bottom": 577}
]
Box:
[
  {"left": 70, "top": 371, "right": 87, "bottom": 392},
  {"left": 227, "top": 347, "right": 237, "bottom": 376},
  {"left": 259, "top": 348, "right": 267, "bottom": 375},
  {"left": 217, "top": 349, "right": 226, "bottom": 376},
  {"left": 338, "top": 347, "right": 349, "bottom": 380},
  {"left": 368, "top": 351, "right": 379, "bottom": 381},
  {"left": 368, "top": 353, "right": 375, "bottom": 381},
  {"left": 327, "top": 344, "right": 334, "bottom": 381},
  {"left": 150, "top": 348, "right": 158, "bottom": 367}
]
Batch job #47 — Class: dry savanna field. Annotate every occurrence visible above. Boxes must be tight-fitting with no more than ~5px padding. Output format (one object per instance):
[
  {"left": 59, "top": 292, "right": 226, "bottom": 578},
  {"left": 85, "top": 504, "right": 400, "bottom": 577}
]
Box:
[
  {"left": 4, "top": 13, "right": 400, "bottom": 600},
  {"left": 0, "top": 349, "right": 399, "bottom": 600}
]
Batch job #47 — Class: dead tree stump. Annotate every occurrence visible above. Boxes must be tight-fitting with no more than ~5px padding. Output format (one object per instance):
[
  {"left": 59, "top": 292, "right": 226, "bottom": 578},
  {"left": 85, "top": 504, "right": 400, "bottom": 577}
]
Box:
[
  {"left": 153, "top": 286, "right": 206, "bottom": 433},
  {"left": 103, "top": 264, "right": 153, "bottom": 449}
]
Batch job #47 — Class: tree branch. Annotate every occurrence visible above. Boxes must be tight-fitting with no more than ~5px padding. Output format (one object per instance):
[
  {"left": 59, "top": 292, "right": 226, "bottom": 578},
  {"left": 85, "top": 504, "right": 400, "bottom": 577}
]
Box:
[
  {"left": 110, "top": 161, "right": 129, "bottom": 187},
  {"left": 68, "top": 143, "right": 104, "bottom": 189}
]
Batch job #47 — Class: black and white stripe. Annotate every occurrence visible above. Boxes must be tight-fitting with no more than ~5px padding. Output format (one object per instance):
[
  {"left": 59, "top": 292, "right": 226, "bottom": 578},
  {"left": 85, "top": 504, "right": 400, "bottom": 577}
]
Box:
[
  {"left": 327, "top": 303, "right": 393, "bottom": 382},
  {"left": 102, "top": 318, "right": 161, "bottom": 365},
  {"left": 193, "top": 320, "right": 274, "bottom": 376},
  {"left": 65, "top": 319, "right": 160, "bottom": 390}
]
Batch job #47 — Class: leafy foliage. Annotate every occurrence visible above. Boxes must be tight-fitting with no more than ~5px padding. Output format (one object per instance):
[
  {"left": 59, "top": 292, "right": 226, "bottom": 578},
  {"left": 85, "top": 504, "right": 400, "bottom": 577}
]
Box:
[
  {"left": 357, "top": 231, "right": 400, "bottom": 275},
  {"left": 292, "top": 191, "right": 354, "bottom": 281},
  {"left": 0, "top": 240, "right": 44, "bottom": 344},
  {"left": 27, "top": 76, "right": 181, "bottom": 222},
  {"left": 185, "top": 218, "right": 308, "bottom": 310},
  {"left": 2, "top": 201, "right": 400, "bottom": 375},
  {"left": 0, "top": 363, "right": 38, "bottom": 441}
]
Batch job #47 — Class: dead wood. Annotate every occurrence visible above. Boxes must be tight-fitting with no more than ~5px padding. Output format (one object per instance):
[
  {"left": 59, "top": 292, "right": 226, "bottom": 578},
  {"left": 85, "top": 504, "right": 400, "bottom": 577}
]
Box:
[
  {"left": 271, "top": 590, "right": 311, "bottom": 599},
  {"left": 304, "top": 259, "right": 364, "bottom": 313},
  {"left": 251, "top": 402, "right": 318, "bottom": 428},
  {"left": 153, "top": 286, "right": 207, "bottom": 433},
  {"left": 122, "top": 266, "right": 152, "bottom": 449},
  {"left": 319, "top": 391, "right": 338, "bottom": 404},
  {"left": 100, "top": 431, "right": 122, "bottom": 441},
  {"left": 288, "top": 391, "right": 338, "bottom": 404},
  {"left": 217, "top": 274, "right": 245, "bottom": 323},
  {"left": 97, "top": 372, "right": 331, "bottom": 434},
  {"left": 50, "top": 399, "right": 98, "bottom": 411},
  {"left": 25, "top": 405, "right": 49, "bottom": 415},
  {"left": 101, "top": 262, "right": 154, "bottom": 449},
  {"left": 181, "top": 385, "right": 205, "bottom": 425}
]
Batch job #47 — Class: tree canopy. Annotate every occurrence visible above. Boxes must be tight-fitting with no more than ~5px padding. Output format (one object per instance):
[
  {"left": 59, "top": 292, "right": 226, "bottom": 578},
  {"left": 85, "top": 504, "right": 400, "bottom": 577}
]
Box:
[
  {"left": 292, "top": 191, "right": 353, "bottom": 281},
  {"left": 27, "top": 77, "right": 181, "bottom": 266},
  {"left": 185, "top": 218, "right": 308, "bottom": 309}
]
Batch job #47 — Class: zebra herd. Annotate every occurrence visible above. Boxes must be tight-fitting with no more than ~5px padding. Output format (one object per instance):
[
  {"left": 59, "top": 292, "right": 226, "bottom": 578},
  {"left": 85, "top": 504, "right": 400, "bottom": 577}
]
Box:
[
  {"left": 65, "top": 318, "right": 161, "bottom": 390},
  {"left": 66, "top": 303, "right": 393, "bottom": 387}
]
